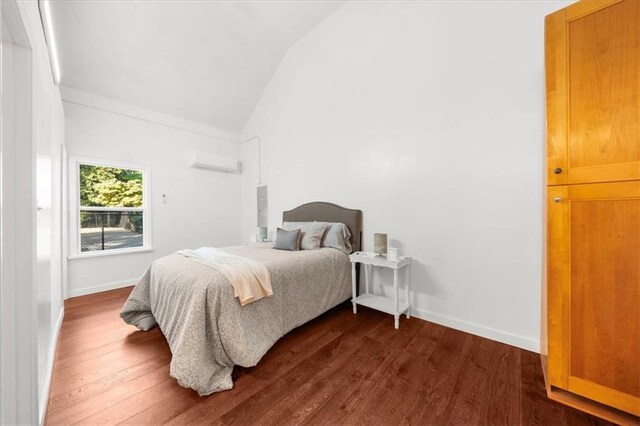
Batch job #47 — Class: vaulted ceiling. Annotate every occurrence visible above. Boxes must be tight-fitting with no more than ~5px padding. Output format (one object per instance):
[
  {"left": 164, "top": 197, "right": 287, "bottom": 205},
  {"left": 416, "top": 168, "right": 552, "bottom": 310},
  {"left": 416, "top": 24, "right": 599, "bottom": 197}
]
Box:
[{"left": 49, "top": 1, "right": 344, "bottom": 133}]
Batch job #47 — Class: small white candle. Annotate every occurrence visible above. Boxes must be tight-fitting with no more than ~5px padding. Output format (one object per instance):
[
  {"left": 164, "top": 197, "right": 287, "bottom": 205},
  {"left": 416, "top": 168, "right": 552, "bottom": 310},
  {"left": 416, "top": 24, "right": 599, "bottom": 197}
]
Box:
[{"left": 388, "top": 247, "right": 399, "bottom": 261}]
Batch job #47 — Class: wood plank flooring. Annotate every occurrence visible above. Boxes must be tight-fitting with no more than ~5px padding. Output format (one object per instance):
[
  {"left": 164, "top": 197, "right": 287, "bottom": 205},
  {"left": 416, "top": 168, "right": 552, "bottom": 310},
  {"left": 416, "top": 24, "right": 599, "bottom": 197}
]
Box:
[{"left": 45, "top": 287, "right": 612, "bottom": 425}]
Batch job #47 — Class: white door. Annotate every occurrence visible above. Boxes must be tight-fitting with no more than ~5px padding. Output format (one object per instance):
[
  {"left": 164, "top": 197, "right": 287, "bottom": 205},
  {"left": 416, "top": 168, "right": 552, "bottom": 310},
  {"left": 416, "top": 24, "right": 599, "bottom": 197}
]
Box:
[
  {"left": 1, "top": 14, "right": 7, "bottom": 424},
  {"left": 35, "top": 69, "right": 53, "bottom": 401},
  {"left": 0, "top": 3, "right": 39, "bottom": 423}
]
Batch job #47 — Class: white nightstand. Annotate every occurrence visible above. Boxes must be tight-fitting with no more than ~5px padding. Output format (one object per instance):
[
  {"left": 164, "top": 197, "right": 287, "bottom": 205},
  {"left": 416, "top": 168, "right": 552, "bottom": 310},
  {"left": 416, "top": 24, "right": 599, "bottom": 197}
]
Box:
[{"left": 349, "top": 251, "right": 412, "bottom": 329}]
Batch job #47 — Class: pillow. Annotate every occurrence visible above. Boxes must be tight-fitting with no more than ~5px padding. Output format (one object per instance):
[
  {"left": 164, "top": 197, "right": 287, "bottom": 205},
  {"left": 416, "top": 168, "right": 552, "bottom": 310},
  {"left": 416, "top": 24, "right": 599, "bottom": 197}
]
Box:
[
  {"left": 322, "top": 222, "right": 352, "bottom": 254},
  {"left": 283, "top": 221, "right": 352, "bottom": 254},
  {"left": 273, "top": 228, "right": 301, "bottom": 251},
  {"left": 282, "top": 222, "right": 326, "bottom": 250}
]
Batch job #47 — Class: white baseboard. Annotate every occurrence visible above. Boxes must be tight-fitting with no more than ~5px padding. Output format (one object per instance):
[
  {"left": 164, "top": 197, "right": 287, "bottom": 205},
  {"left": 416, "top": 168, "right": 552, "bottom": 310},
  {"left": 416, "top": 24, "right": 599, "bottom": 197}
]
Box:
[
  {"left": 410, "top": 307, "right": 540, "bottom": 353},
  {"left": 39, "top": 307, "right": 64, "bottom": 425},
  {"left": 67, "top": 278, "right": 137, "bottom": 298}
]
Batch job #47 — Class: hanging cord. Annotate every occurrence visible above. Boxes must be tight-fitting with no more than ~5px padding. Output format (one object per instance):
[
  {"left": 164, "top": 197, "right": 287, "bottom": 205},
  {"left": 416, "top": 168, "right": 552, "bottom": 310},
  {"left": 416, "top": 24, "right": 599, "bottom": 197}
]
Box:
[{"left": 241, "top": 136, "right": 262, "bottom": 185}]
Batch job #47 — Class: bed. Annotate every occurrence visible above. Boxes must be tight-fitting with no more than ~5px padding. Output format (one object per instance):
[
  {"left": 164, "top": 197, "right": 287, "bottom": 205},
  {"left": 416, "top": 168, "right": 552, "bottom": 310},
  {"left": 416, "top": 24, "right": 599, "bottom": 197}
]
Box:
[{"left": 120, "top": 202, "right": 362, "bottom": 395}]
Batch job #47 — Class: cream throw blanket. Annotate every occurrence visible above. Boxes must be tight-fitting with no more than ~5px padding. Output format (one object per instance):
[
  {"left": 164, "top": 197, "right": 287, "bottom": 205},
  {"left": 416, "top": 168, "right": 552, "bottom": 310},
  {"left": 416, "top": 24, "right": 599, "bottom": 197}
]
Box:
[{"left": 177, "top": 247, "right": 272, "bottom": 306}]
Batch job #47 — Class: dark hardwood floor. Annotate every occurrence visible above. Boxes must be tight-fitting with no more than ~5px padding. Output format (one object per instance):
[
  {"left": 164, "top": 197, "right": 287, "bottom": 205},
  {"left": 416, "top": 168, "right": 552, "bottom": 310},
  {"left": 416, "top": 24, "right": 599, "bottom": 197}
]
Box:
[{"left": 45, "top": 287, "right": 611, "bottom": 425}]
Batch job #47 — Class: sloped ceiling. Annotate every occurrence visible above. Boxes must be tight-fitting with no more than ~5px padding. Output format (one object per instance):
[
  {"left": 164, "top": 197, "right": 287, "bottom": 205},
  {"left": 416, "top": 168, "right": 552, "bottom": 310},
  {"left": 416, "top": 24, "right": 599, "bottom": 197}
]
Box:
[{"left": 49, "top": 1, "right": 344, "bottom": 133}]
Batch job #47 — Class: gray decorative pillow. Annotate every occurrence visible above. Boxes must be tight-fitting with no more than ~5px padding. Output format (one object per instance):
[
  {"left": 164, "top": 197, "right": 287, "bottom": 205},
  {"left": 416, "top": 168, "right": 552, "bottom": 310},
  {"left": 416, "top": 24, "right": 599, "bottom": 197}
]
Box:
[
  {"left": 273, "top": 228, "right": 301, "bottom": 251},
  {"left": 282, "top": 222, "right": 326, "bottom": 250},
  {"left": 322, "top": 222, "right": 352, "bottom": 254}
]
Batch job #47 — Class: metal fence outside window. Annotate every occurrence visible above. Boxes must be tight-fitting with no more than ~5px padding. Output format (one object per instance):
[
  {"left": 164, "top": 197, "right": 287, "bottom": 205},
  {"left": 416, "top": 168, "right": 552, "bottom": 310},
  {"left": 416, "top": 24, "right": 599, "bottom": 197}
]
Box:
[{"left": 80, "top": 211, "right": 144, "bottom": 252}]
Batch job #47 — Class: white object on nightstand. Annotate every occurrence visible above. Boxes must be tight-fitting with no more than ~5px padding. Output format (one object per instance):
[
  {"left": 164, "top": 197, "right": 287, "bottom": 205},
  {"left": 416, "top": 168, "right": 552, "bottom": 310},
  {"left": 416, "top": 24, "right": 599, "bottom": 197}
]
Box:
[{"left": 349, "top": 251, "right": 412, "bottom": 329}]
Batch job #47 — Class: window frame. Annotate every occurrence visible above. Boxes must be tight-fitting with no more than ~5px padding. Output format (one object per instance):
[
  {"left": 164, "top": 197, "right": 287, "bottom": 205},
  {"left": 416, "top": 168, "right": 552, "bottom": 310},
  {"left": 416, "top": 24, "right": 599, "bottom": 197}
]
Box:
[{"left": 68, "top": 156, "right": 153, "bottom": 259}]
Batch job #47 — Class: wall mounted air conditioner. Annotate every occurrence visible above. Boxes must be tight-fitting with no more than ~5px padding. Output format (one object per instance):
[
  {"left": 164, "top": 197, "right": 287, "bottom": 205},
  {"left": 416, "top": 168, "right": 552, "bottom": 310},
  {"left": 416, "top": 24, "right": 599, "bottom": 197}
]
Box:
[{"left": 189, "top": 151, "right": 238, "bottom": 173}]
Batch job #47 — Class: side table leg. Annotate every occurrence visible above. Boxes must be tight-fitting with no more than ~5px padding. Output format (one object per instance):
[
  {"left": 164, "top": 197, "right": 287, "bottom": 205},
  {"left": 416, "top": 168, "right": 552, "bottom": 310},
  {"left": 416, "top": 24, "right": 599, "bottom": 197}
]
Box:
[
  {"left": 394, "top": 269, "right": 399, "bottom": 329},
  {"left": 394, "top": 315, "right": 399, "bottom": 330},
  {"left": 365, "top": 264, "right": 370, "bottom": 295},
  {"left": 406, "top": 264, "right": 411, "bottom": 319},
  {"left": 351, "top": 262, "right": 357, "bottom": 314}
]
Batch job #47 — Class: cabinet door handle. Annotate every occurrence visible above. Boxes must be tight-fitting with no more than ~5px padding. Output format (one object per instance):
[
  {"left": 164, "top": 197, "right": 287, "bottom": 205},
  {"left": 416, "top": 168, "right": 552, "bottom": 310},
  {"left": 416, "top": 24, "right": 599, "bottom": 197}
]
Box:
[
  {"left": 554, "top": 197, "right": 562, "bottom": 203},
  {"left": 553, "top": 167, "right": 563, "bottom": 174}
]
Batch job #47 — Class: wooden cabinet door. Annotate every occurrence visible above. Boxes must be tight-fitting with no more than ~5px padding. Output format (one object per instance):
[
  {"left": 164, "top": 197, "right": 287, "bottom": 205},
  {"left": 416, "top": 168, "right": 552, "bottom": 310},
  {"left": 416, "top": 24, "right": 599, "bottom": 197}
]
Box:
[
  {"left": 547, "top": 181, "right": 640, "bottom": 415},
  {"left": 546, "top": 0, "right": 640, "bottom": 186}
]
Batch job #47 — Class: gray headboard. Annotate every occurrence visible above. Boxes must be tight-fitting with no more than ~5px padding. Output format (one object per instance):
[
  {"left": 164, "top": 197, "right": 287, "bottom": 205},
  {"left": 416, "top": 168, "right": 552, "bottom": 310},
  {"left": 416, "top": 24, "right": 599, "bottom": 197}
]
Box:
[{"left": 282, "top": 202, "right": 363, "bottom": 253}]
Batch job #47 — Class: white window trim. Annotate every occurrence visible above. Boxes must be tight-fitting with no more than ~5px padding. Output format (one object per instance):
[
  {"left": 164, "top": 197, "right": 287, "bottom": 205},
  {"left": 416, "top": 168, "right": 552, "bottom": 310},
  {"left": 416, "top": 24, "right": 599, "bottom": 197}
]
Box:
[{"left": 68, "top": 156, "right": 153, "bottom": 259}]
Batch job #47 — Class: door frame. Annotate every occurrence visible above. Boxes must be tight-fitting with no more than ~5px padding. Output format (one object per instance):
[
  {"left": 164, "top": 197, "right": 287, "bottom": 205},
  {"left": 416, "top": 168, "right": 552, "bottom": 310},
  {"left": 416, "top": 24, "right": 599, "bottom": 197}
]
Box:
[{"left": 0, "top": 1, "right": 39, "bottom": 424}]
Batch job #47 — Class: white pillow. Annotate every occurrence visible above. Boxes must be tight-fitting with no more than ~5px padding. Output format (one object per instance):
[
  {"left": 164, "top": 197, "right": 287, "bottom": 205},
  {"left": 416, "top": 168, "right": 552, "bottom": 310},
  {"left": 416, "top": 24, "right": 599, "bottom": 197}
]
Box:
[{"left": 282, "top": 222, "right": 326, "bottom": 250}]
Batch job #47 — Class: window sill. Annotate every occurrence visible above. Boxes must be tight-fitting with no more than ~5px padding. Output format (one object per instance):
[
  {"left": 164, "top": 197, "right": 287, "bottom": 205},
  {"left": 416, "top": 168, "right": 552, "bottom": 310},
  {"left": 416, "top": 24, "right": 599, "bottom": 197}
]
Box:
[{"left": 68, "top": 247, "right": 154, "bottom": 260}]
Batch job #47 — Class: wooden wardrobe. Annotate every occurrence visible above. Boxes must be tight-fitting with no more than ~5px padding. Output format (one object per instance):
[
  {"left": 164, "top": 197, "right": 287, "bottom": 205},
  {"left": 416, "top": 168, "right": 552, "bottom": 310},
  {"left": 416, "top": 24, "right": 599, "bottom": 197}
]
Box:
[{"left": 544, "top": 0, "right": 640, "bottom": 423}]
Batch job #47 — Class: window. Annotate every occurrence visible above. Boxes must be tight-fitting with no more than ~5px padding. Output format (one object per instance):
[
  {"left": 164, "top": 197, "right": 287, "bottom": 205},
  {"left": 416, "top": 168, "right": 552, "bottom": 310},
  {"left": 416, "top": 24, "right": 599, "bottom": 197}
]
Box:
[{"left": 70, "top": 158, "right": 151, "bottom": 258}]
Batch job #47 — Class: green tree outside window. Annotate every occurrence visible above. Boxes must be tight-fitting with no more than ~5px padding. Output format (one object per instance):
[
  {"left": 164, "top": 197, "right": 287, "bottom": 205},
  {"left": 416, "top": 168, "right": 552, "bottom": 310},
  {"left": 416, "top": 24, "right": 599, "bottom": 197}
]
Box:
[
  {"left": 79, "top": 165, "right": 144, "bottom": 234},
  {"left": 79, "top": 165, "right": 143, "bottom": 207}
]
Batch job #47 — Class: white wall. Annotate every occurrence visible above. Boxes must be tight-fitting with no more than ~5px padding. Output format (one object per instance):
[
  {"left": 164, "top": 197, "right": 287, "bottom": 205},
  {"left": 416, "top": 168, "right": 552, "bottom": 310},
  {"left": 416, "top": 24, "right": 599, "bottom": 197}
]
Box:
[
  {"left": 64, "top": 90, "right": 243, "bottom": 297},
  {"left": 241, "top": 1, "right": 572, "bottom": 352}
]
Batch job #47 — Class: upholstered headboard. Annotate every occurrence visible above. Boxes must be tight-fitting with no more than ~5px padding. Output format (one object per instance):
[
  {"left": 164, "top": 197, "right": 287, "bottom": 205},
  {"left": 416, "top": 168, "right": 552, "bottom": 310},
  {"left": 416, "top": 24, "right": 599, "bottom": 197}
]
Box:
[{"left": 282, "top": 202, "right": 363, "bottom": 253}]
